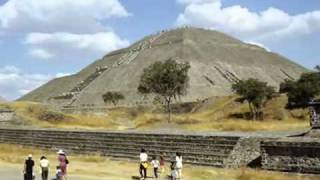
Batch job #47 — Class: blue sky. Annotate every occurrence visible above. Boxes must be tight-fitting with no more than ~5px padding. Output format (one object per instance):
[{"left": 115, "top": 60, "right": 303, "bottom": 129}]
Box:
[{"left": 0, "top": 0, "right": 319, "bottom": 100}]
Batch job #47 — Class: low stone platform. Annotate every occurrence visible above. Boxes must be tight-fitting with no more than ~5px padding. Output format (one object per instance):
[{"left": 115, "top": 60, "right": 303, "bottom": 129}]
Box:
[
  {"left": 261, "top": 136, "right": 320, "bottom": 174},
  {"left": 0, "top": 127, "right": 311, "bottom": 171},
  {"left": 0, "top": 128, "right": 243, "bottom": 167}
]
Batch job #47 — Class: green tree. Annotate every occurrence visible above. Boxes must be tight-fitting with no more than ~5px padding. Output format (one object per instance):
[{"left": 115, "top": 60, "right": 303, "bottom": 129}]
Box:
[
  {"left": 281, "top": 72, "right": 320, "bottom": 108},
  {"left": 315, "top": 65, "right": 320, "bottom": 72},
  {"left": 138, "top": 59, "right": 190, "bottom": 122},
  {"left": 102, "top": 91, "right": 125, "bottom": 106},
  {"left": 232, "top": 78, "right": 276, "bottom": 120}
]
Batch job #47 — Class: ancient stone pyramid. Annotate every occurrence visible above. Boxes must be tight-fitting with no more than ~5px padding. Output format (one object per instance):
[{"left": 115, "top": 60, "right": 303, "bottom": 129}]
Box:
[{"left": 20, "top": 27, "right": 307, "bottom": 107}]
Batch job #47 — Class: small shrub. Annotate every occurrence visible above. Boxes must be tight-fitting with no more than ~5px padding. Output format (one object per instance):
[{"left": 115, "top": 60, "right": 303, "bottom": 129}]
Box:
[
  {"left": 38, "top": 110, "right": 66, "bottom": 122},
  {"left": 290, "top": 109, "right": 308, "bottom": 120}
]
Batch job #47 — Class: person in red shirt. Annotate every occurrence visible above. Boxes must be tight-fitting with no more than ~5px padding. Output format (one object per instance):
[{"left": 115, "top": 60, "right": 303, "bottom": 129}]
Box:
[{"left": 57, "top": 150, "right": 68, "bottom": 180}]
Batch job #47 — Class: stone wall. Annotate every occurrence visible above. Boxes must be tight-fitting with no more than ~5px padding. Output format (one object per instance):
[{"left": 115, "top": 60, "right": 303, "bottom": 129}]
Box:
[
  {"left": 0, "top": 128, "right": 241, "bottom": 167},
  {"left": 0, "top": 110, "right": 14, "bottom": 122},
  {"left": 261, "top": 137, "right": 320, "bottom": 174},
  {"left": 225, "top": 137, "right": 266, "bottom": 168}
]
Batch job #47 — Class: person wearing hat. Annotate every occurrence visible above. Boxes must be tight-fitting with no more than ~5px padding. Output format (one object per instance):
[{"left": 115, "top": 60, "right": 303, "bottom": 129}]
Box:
[
  {"left": 57, "top": 150, "right": 68, "bottom": 180},
  {"left": 24, "top": 154, "right": 34, "bottom": 180}
]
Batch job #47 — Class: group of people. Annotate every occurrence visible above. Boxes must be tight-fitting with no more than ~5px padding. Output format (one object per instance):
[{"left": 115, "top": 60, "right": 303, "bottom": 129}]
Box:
[
  {"left": 139, "top": 149, "right": 183, "bottom": 180},
  {"left": 23, "top": 149, "right": 69, "bottom": 180}
]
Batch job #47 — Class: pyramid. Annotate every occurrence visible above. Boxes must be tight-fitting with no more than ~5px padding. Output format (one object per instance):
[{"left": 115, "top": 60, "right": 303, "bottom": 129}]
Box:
[{"left": 19, "top": 27, "right": 307, "bottom": 107}]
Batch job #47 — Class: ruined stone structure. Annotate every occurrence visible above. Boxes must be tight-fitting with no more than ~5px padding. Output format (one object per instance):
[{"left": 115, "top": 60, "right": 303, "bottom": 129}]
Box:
[
  {"left": 0, "top": 128, "right": 264, "bottom": 167},
  {"left": 0, "top": 109, "right": 14, "bottom": 122},
  {"left": 309, "top": 102, "right": 320, "bottom": 128},
  {"left": 261, "top": 102, "right": 320, "bottom": 174},
  {"left": 19, "top": 27, "right": 307, "bottom": 109},
  {"left": 3, "top": 128, "right": 319, "bottom": 173},
  {"left": 261, "top": 137, "right": 320, "bottom": 173}
]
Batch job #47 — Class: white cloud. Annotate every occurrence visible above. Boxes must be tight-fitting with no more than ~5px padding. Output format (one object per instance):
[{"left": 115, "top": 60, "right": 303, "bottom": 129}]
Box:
[
  {"left": 177, "top": 0, "right": 218, "bottom": 5},
  {"left": 245, "top": 41, "right": 271, "bottom": 52},
  {"left": 176, "top": 0, "right": 320, "bottom": 41},
  {"left": 25, "top": 32, "right": 129, "bottom": 60},
  {"left": 29, "top": 48, "right": 54, "bottom": 59},
  {"left": 55, "top": 73, "right": 71, "bottom": 78},
  {"left": 0, "top": 0, "right": 131, "bottom": 61},
  {"left": 0, "top": 0, "right": 129, "bottom": 34},
  {"left": 0, "top": 65, "right": 70, "bottom": 100}
]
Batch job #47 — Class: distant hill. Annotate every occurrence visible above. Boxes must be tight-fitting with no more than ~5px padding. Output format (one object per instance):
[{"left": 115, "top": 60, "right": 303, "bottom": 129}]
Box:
[
  {"left": 0, "top": 96, "right": 7, "bottom": 103},
  {"left": 19, "top": 27, "right": 307, "bottom": 107}
]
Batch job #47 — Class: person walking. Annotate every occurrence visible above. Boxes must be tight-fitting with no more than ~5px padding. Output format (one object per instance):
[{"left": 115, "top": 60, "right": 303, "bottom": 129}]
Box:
[
  {"left": 151, "top": 156, "right": 160, "bottom": 179},
  {"left": 170, "top": 161, "right": 178, "bottom": 180},
  {"left": 139, "top": 149, "right": 148, "bottom": 180},
  {"left": 175, "top": 152, "right": 183, "bottom": 179},
  {"left": 40, "top": 156, "right": 49, "bottom": 180},
  {"left": 24, "top": 154, "right": 34, "bottom": 180},
  {"left": 160, "top": 152, "right": 165, "bottom": 174},
  {"left": 57, "top": 150, "right": 68, "bottom": 180}
]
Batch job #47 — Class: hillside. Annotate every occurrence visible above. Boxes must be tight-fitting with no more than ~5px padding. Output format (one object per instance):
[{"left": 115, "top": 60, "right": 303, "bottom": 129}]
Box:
[{"left": 19, "top": 27, "right": 307, "bottom": 108}]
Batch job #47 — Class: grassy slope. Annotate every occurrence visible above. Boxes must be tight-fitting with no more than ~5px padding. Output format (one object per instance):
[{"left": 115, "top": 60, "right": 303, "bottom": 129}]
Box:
[
  {"left": 0, "top": 95, "right": 309, "bottom": 132},
  {"left": 0, "top": 144, "right": 319, "bottom": 180}
]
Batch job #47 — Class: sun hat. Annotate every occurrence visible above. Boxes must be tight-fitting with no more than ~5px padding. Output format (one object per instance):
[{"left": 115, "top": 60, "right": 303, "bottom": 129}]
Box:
[{"left": 57, "top": 149, "right": 65, "bottom": 155}]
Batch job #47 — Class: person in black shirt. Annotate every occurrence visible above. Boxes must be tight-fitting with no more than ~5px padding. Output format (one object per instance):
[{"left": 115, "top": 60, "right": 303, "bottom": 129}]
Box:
[{"left": 24, "top": 154, "right": 34, "bottom": 180}]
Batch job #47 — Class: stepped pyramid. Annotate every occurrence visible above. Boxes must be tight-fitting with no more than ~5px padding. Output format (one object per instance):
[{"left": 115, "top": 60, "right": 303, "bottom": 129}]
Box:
[{"left": 20, "top": 27, "right": 307, "bottom": 107}]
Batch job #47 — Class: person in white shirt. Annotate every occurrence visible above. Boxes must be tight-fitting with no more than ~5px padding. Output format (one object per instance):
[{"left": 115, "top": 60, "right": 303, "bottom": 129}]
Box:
[
  {"left": 175, "top": 152, "right": 183, "bottom": 179},
  {"left": 151, "top": 156, "right": 160, "bottom": 179},
  {"left": 170, "top": 161, "right": 178, "bottom": 180},
  {"left": 139, "top": 149, "right": 148, "bottom": 179},
  {"left": 39, "top": 156, "right": 49, "bottom": 180}
]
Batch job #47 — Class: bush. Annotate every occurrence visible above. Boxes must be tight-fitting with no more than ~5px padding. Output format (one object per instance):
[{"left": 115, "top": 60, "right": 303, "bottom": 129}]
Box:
[
  {"left": 290, "top": 109, "right": 308, "bottom": 120},
  {"left": 37, "top": 110, "right": 67, "bottom": 122}
]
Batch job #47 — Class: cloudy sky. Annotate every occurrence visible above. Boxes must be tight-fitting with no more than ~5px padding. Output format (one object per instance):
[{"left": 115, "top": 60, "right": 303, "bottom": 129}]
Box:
[{"left": 0, "top": 0, "right": 319, "bottom": 100}]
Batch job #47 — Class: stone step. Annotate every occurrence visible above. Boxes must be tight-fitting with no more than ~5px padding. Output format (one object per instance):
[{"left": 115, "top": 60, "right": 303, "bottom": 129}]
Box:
[
  {"left": 0, "top": 130, "right": 240, "bottom": 141},
  {"left": 0, "top": 135, "right": 238, "bottom": 148},
  {"left": 0, "top": 139, "right": 234, "bottom": 156},
  {"left": 0, "top": 139, "right": 230, "bottom": 158},
  {"left": 2, "top": 134, "right": 236, "bottom": 146},
  {"left": 0, "top": 128, "right": 240, "bottom": 167},
  {"left": 0, "top": 139, "right": 233, "bottom": 155}
]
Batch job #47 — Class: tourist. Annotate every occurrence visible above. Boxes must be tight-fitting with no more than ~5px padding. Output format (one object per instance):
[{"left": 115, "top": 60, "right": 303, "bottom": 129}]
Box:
[
  {"left": 40, "top": 156, "right": 49, "bottom": 180},
  {"left": 55, "top": 166, "right": 62, "bottom": 180},
  {"left": 151, "top": 156, "right": 160, "bottom": 179},
  {"left": 139, "top": 148, "right": 148, "bottom": 179},
  {"left": 57, "top": 150, "right": 69, "bottom": 180},
  {"left": 175, "top": 152, "right": 183, "bottom": 179},
  {"left": 160, "top": 152, "right": 165, "bottom": 173},
  {"left": 170, "top": 161, "right": 177, "bottom": 180},
  {"left": 24, "top": 154, "right": 34, "bottom": 180}
]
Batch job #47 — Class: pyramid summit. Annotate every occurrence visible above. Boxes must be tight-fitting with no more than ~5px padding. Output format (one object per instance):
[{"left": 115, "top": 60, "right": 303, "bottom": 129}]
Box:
[{"left": 20, "top": 27, "right": 307, "bottom": 107}]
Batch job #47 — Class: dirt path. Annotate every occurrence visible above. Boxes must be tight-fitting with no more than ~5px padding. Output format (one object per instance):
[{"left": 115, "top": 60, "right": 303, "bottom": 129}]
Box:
[{"left": 0, "top": 163, "right": 99, "bottom": 180}]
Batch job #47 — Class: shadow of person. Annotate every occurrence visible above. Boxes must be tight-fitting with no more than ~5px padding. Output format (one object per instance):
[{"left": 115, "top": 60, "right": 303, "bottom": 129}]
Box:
[{"left": 131, "top": 176, "right": 141, "bottom": 179}]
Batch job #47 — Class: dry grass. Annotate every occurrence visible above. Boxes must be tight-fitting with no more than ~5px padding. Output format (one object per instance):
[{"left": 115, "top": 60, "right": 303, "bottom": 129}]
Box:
[
  {"left": 1, "top": 101, "right": 116, "bottom": 129},
  {"left": 0, "top": 95, "right": 310, "bottom": 132},
  {"left": 0, "top": 144, "right": 319, "bottom": 180}
]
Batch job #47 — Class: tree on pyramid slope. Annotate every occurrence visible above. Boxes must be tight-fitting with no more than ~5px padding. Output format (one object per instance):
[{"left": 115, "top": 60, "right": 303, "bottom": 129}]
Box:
[{"left": 138, "top": 59, "right": 190, "bottom": 123}]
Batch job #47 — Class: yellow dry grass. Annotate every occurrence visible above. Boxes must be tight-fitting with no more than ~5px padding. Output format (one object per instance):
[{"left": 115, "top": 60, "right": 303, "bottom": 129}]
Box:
[
  {"left": 0, "top": 101, "right": 116, "bottom": 129},
  {"left": 0, "top": 144, "right": 319, "bottom": 180},
  {"left": 0, "top": 94, "right": 310, "bottom": 132}
]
